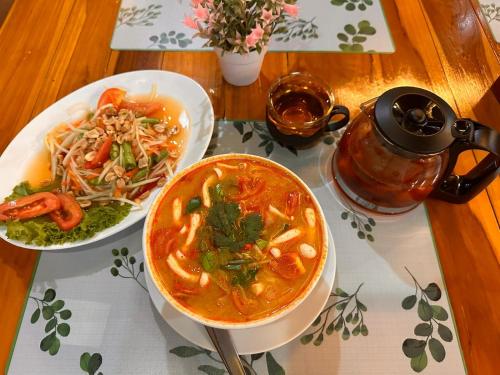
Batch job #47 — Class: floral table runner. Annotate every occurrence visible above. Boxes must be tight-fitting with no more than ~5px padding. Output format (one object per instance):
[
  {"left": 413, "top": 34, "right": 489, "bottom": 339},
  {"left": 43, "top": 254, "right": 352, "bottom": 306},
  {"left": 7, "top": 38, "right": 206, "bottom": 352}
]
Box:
[
  {"left": 479, "top": 0, "right": 500, "bottom": 41},
  {"left": 111, "top": 0, "right": 395, "bottom": 53},
  {"left": 7, "top": 120, "right": 466, "bottom": 374}
]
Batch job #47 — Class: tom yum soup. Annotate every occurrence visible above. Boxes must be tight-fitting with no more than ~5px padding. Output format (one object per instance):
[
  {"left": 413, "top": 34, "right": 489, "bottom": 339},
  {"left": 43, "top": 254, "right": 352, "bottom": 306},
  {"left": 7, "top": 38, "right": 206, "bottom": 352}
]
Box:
[{"left": 147, "top": 156, "right": 326, "bottom": 324}]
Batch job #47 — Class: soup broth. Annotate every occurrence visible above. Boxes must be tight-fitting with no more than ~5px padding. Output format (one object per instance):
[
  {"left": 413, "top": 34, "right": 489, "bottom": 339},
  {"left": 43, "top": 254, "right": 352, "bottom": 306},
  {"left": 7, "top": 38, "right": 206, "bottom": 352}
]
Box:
[{"left": 149, "top": 157, "right": 324, "bottom": 323}]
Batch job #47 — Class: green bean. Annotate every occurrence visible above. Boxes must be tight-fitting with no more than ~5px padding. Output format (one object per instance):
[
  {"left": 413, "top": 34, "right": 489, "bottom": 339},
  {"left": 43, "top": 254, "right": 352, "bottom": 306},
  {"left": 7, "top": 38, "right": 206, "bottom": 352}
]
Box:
[
  {"left": 89, "top": 177, "right": 103, "bottom": 186},
  {"left": 132, "top": 168, "right": 148, "bottom": 183},
  {"left": 227, "top": 259, "right": 253, "bottom": 265},
  {"left": 141, "top": 118, "right": 160, "bottom": 124},
  {"left": 153, "top": 150, "right": 169, "bottom": 165},
  {"left": 221, "top": 264, "right": 242, "bottom": 271},
  {"left": 122, "top": 141, "right": 137, "bottom": 171},
  {"left": 110, "top": 142, "right": 120, "bottom": 160}
]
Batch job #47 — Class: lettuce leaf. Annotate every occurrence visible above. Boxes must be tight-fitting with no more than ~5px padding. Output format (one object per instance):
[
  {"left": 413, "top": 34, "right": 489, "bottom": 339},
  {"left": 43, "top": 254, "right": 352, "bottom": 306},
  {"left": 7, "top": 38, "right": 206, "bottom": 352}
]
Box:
[
  {"left": 5, "top": 180, "right": 61, "bottom": 201},
  {"left": 2, "top": 202, "right": 131, "bottom": 246}
]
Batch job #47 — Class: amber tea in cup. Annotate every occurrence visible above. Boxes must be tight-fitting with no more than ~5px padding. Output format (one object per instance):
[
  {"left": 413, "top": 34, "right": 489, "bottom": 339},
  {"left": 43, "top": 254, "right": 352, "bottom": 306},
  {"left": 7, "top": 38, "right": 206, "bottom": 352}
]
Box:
[{"left": 266, "top": 72, "right": 349, "bottom": 145}]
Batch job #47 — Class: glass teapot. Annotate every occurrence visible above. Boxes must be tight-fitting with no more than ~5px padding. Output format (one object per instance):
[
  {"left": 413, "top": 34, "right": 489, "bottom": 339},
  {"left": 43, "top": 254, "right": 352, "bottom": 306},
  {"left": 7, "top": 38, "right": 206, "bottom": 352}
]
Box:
[{"left": 332, "top": 87, "right": 500, "bottom": 214}]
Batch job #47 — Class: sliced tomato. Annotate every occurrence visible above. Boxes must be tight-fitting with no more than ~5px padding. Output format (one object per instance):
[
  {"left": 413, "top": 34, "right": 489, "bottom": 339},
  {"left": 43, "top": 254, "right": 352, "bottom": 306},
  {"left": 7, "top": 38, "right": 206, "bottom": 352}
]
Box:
[
  {"left": 119, "top": 100, "right": 161, "bottom": 116},
  {"left": 130, "top": 180, "right": 158, "bottom": 200},
  {"left": 97, "top": 88, "right": 126, "bottom": 109},
  {"left": 232, "top": 177, "right": 265, "bottom": 200},
  {"left": 48, "top": 193, "right": 83, "bottom": 231},
  {"left": 269, "top": 252, "right": 306, "bottom": 279},
  {"left": 150, "top": 228, "right": 176, "bottom": 260},
  {"left": 185, "top": 247, "right": 200, "bottom": 260},
  {"left": 231, "top": 288, "right": 258, "bottom": 315},
  {"left": 84, "top": 137, "right": 113, "bottom": 169},
  {"left": 172, "top": 280, "right": 200, "bottom": 297},
  {"left": 0, "top": 192, "right": 61, "bottom": 221},
  {"left": 285, "top": 191, "right": 301, "bottom": 216}
]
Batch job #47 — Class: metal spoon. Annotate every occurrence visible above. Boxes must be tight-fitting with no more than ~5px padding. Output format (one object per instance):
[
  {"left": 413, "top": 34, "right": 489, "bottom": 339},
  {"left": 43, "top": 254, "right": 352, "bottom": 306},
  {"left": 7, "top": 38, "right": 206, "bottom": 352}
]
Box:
[{"left": 205, "top": 326, "right": 246, "bottom": 375}]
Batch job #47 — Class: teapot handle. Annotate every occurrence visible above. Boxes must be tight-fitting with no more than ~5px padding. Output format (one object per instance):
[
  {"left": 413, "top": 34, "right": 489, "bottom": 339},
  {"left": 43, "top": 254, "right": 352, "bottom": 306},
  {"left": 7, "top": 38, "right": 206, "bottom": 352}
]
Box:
[{"left": 431, "top": 119, "right": 500, "bottom": 203}]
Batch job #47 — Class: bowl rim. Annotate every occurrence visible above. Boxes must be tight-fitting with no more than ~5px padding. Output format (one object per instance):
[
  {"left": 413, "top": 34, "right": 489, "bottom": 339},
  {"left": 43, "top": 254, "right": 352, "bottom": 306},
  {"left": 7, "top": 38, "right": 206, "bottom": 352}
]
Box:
[{"left": 142, "top": 153, "right": 329, "bottom": 329}]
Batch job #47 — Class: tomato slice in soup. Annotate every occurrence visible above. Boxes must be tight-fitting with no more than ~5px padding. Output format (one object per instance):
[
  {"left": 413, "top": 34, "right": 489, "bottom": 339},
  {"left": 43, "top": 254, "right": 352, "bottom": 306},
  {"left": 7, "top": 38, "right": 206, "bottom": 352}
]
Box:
[
  {"left": 231, "top": 288, "right": 258, "bottom": 315},
  {"left": 269, "top": 252, "right": 306, "bottom": 279},
  {"left": 151, "top": 228, "right": 177, "bottom": 260}
]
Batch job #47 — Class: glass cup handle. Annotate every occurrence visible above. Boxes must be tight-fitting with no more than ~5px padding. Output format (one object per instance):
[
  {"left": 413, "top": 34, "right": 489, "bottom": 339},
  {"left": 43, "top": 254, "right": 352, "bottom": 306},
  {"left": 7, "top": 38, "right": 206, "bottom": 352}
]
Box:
[{"left": 325, "top": 105, "right": 350, "bottom": 132}]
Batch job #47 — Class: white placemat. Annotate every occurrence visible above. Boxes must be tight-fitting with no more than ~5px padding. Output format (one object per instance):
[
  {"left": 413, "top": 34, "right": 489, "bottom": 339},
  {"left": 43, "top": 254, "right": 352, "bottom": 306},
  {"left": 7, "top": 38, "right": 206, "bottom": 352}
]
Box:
[
  {"left": 479, "top": 0, "right": 500, "bottom": 41},
  {"left": 111, "top": 0, "right": 395, "bottom": 53},
  {"left": 7, "top": 120, "right": 465, "bottom": 375}
]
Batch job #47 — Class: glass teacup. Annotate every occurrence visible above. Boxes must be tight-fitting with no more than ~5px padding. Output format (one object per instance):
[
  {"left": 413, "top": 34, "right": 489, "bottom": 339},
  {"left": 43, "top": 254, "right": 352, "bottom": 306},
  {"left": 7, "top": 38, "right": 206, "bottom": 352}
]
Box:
[{"left": 266, "top": 72, "right": 350, "bottom": 146}]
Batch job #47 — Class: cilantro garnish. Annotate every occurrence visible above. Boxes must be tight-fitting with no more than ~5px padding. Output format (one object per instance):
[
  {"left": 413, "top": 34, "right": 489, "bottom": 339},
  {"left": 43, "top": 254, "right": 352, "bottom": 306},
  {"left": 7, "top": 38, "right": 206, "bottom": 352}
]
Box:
[
  {"left": 197, "top": 182, "right": 264, "bottom": 287},
  {"left": 231, "top": 268, "right": 259, "bottom": 287}
]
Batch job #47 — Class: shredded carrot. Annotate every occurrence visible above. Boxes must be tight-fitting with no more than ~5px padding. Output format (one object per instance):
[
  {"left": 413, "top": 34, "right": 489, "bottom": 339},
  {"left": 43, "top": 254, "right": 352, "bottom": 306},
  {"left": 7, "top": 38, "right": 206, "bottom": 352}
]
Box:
[
  {"left": 125, "top": 168, "right": 139, "bottom": 178},
  {"left": 68, "top": 171, "right": 81, "bottom": 190}
]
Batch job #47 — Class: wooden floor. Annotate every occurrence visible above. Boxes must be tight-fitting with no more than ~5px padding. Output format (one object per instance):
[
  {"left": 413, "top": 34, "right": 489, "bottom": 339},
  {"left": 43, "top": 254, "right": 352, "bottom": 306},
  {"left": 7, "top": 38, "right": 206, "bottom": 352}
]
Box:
[{"left": 0, "top": 0, "right": 498, "bottom": 374}]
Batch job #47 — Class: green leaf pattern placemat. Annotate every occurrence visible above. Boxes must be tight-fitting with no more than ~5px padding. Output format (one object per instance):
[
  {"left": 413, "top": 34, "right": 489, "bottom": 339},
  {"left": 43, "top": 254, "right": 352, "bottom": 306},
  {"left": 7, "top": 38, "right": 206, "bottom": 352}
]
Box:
[
  {"left": 7, "top": 120, "right": 466, "bottom": 374},
  {"left": 479, "top": 0, "right": 500, "bottom": 42},
  {"left": 111, "top": 0, "right": 395, "bottom": 53}
]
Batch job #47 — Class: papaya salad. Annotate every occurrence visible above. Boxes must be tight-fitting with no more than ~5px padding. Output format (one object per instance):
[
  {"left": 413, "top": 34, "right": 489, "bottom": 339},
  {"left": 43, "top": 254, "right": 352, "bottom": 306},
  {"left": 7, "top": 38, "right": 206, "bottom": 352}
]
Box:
[{"left": 0, "top": 88, "right": 188, "bottom": 246}]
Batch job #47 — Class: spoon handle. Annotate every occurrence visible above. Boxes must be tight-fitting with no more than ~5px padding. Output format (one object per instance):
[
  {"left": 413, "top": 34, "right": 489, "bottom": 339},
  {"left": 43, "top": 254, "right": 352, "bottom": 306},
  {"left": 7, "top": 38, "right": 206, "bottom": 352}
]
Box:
[{"left": 205, "top": 326, "right": 246, "bottom": 375}]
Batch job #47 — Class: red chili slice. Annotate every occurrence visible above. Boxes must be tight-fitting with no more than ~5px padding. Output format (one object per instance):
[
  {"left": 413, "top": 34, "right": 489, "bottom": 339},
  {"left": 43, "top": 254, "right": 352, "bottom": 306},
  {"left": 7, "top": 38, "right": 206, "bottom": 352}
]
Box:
[
  {"left": 285, "top": 191, "right": 301, "bottom": 216},
  {"left": 130, "top": 181, "right": 158, "bottom": 200},
  {"left": 84, "top": 136, "right": 113, "bottom": 169},
  {"left": 48, "top": 193, "right": 83, "bottom": 231},
  {"left": 0, "top": 192, "right": 60, "bottom": 221}
]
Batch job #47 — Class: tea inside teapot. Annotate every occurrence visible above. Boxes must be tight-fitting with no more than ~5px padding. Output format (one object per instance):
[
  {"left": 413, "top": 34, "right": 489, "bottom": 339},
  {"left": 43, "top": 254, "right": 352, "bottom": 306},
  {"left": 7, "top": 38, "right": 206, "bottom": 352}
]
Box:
[{"left": 332, "top": 86, "right": 500, "bottom": 214}]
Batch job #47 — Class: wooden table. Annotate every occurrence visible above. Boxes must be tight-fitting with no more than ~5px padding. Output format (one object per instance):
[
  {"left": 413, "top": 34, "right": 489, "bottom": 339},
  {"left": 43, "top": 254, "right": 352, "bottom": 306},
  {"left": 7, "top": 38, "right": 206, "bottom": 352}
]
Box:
[{"left": 0, "top": 0, "right": 498, "bottom": 373}]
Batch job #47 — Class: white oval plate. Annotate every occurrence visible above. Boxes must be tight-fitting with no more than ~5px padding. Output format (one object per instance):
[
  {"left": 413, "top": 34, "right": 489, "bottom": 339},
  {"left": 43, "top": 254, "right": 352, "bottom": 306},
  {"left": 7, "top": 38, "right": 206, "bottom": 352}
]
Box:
[
  {"left": 0, "top": 70, "right": 214, "bottom": 250},
  {"left": 145, "top": 226, "right": 336, "bottom": 355}
]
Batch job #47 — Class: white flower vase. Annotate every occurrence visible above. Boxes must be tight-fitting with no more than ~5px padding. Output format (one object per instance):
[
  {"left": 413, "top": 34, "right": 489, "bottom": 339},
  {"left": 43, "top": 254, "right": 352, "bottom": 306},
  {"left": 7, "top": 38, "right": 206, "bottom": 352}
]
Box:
[{"left": 215, "top": 47, "right": 268, "bottom": 86}]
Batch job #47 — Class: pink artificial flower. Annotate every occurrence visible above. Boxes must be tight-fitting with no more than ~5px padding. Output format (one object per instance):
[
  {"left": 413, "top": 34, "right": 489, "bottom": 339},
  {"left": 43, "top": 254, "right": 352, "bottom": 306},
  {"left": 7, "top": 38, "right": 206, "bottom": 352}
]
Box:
[
  {"left": 245, "top": 33, "right": 259, "bottom": 48},
  {"left": 183, "top": 16, "right": 198, "bottom": 29},
  {"left": 245, "top": 24, "right": 265, "bottom": 48},
  {"left": 252, "top": 24, "right": 265, "bottom": 39},
  {"left": 283, "top": 3, "right": 299, "bottom": 17},
  {"left": 194, "top": 4, "right": 209, "bottom": 21},
  {"left": 191, "top": 0, "right": 203, "bottom": 6},
  {"left": 261, "top": 9, "right": 274, "bottom": 24}
]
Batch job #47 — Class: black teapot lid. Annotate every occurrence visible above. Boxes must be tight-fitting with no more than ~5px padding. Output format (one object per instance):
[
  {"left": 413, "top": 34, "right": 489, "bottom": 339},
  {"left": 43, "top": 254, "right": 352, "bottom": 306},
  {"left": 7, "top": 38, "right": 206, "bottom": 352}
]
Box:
[{"left": 374, "top": 87, "right": 457, "bottom": 154}]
